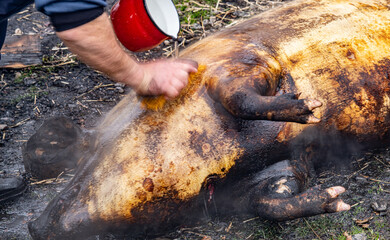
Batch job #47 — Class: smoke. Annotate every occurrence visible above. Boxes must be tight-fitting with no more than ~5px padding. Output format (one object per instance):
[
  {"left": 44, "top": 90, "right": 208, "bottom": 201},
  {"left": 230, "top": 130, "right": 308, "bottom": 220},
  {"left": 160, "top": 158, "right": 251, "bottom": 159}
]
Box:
[
  {"left": 94, "top": 92, "right": 143, "bottom": 148},
  {"left": 289, "top": 125, "right": 362, "bottom": 175}
]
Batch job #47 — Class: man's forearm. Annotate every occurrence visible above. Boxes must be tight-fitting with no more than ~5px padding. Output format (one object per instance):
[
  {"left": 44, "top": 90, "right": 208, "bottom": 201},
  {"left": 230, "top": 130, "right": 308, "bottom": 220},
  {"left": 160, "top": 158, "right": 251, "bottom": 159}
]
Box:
[
  {"left": 56, "top": 12, "right": 198, "bottom": 98},
  {"left": 56, "top": 12, "right": 143, "bottom": 88}
]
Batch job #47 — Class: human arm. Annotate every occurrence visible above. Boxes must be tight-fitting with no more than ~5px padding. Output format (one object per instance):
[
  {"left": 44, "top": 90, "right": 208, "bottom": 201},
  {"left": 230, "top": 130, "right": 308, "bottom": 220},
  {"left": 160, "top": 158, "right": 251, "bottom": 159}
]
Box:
[
  {"left": 56, "top": 12, "right": 198, "bottom": 98},
  {"left": 35, "top": 0, "right": 198, "bottom": 98}
]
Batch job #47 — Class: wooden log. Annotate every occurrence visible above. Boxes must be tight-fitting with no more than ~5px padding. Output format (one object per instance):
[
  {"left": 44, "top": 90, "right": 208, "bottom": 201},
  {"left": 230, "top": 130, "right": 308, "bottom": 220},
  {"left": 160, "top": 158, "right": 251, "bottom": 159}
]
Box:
[{"left": 0, "top": 34, "right": 42, "bottom": 68}]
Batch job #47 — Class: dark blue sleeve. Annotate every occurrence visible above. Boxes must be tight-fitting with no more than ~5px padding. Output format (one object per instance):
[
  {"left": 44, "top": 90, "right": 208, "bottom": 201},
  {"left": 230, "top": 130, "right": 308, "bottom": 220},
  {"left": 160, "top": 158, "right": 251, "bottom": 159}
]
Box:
[
  {"left": 35, "top": 0, "right": 107, "bottom": 32},
  {"left": 0, "top": 0, "right": 34, "bottom": 21},
  {"left": 35, "top": 0, "right": 107, "bottom": 15},
  {"left": 0, "top": 20, "right": 8, "bottom": 58}
]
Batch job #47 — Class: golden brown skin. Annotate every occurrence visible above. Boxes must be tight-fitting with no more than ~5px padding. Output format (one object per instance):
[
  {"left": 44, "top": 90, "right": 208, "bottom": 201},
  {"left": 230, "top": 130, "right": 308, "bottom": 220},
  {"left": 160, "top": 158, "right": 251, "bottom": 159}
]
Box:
[{"left": 28, "top": 0, "right": 390, "bottom": 239}]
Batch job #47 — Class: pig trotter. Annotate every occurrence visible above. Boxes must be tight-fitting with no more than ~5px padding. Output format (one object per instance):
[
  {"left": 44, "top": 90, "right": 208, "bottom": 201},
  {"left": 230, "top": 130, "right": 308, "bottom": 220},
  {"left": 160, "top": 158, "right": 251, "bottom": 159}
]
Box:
[
  {"left": 215, "top": 67, "right": 322, "bottom": 123},
  {"left": 247, "top": 160, "right": 350, "bottom": 221},
  {"left": 253, "top": 185, "right": 350, "bottom": 221},
  {"left": 219, "top": 88, "right": 322, "bottom": 124}
]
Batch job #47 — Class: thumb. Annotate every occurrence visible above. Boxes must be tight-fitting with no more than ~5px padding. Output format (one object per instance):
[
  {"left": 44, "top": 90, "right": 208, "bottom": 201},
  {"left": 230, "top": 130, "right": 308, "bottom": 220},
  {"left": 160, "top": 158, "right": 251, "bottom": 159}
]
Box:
[{"left": 175, "top": 59, "right": 199, "bottom": 72}]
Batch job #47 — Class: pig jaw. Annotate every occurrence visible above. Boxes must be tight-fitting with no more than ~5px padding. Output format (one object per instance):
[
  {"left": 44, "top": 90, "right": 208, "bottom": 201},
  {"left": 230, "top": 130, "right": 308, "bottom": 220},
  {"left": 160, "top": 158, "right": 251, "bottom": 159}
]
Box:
[
  {"left": 28, "top": 204, "right": 94, "bottom": 240},
  {"left": 28, "top": 183, "right": 96, "bottom": 240}
]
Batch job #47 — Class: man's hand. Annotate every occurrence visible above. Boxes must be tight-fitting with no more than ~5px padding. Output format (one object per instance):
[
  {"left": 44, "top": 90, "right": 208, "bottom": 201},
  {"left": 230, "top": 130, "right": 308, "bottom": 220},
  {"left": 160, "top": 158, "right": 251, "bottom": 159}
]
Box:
[
  {"left": 56, "top": 12, "right": 198, "bottom": 99},
  {"left": 135, "top": 59, "right": 198, "bottom": 98}
]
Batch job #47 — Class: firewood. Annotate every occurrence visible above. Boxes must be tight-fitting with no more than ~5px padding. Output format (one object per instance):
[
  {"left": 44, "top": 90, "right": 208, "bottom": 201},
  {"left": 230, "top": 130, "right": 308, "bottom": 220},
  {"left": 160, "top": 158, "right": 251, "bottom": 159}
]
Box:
[{"left": 0, "top": 34, "right": 41, "bottom": 68}]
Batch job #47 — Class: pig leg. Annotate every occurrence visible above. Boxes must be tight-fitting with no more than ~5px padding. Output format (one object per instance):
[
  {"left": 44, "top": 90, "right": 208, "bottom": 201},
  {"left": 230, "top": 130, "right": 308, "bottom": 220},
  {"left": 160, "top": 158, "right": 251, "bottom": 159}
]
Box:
[
  {"left": 211, "top": 48, "right": 322, "bottom": 123},
  {"left": 244, "top": 160, "right": 350, "bottom": 221},
  {"left": 252, "top": 185, "right": 350, "bottom": 221},
  {"left": 215, "top": 78, "right": 322, "bottom": 124},
  {"left": 235, "top": 160, "right": 350, "bottom": 221}
]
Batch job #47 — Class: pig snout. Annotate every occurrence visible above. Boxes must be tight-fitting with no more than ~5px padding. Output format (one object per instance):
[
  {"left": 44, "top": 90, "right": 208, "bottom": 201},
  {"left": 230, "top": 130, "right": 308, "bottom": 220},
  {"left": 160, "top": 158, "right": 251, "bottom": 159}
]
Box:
[
  {"left": 28, "top": 208, "right": 92, "bottom": 240},
  {"left": 28, "top": 184, "right": 91, "bottom": 240},
  {"left": 28, "top": 218, "right": 51, "bottom": 240}
]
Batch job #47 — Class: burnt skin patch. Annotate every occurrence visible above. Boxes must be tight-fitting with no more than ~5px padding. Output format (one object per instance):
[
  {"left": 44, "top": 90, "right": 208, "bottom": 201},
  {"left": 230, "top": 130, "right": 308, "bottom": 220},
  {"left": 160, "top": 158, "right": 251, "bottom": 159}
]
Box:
[
  {"left": 136, "top": 190, "right": 147, "bottom": 202},
  {"left": 35, "top": 148, "right": 44, "bottom": 156},
  {"left": 142, "top": 178, "right": 154, "bottom": 192},
  {"left": 188, "top": 130, "right": 215, "bottom": 158},
  {"left": 346, "top": 48, "right": 356, "bottom": 60},
  {"left": 202, "top": 143, "right": 211, "bottom": 154}
]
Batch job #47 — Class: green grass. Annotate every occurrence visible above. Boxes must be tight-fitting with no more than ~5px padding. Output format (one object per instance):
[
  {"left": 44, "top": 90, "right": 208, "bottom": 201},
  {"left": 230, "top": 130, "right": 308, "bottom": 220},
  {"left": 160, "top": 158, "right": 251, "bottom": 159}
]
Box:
[
  {"left": 252, "top": 222, "right": 283, "bottom": 239},
  {"left": 367, "top": 182, "right": 384, "bottom": 195},
  {"left": 12, "top": 86, "right": 48, "bottom": 104},
  {"left": 14, "top": 74, "right": 26, "bottom": 84},
  {"left": 336, "top": 226, "right": 364, "bottom": 240},
  {"left": 173, "top": 0, "right": 219, "bottom": 24},
  {"left": 353, "top": 205, "right": 365, "bottom": 215},
  {"left": 295, "top": 217, "right": 338, "bottom": 238},
  {"left": 245, "top": 212, "right": 388, "bottom": 240},
  {"left": 13, "top": 66, "right": 44, "bottom": 84}
]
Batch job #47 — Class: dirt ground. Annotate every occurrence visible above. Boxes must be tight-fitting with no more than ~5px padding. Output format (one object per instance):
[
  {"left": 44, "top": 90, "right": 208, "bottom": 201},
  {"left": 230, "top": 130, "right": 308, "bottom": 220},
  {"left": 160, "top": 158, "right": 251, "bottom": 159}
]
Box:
[{"left": 1, "top": 1, "right": 389, "bottom": 239}]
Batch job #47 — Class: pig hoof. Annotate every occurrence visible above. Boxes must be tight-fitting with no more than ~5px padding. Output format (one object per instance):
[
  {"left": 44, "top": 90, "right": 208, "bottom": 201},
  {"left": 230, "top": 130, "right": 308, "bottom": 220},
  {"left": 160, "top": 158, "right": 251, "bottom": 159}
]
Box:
[
  {"left": 323, "top": 186, "right": 351, "bottom": 212},
  {"left": 306, "top": 115, "right": 321, "bottom": 124},
  {"left": 305, "top": 99, "right": 322, "bottom": 111},
  {"left": 303, "top": 185, "right": 351, "bottom": 214},
  {"left": 299, "top": 99, "right": 322, "bottom": 124}
]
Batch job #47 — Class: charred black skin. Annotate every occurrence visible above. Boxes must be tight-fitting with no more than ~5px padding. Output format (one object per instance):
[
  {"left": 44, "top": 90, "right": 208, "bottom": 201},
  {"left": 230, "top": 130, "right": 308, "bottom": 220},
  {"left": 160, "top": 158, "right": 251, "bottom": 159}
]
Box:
[{"left": 27, "top": 0, "right": 390, "bottom": 239}]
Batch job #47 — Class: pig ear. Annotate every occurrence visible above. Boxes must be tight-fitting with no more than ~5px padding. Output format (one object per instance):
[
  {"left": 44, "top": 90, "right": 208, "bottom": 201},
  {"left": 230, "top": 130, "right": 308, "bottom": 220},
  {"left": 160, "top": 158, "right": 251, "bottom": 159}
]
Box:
[{"left": 22, "top": 117, "right": 83, "bottom": 179}]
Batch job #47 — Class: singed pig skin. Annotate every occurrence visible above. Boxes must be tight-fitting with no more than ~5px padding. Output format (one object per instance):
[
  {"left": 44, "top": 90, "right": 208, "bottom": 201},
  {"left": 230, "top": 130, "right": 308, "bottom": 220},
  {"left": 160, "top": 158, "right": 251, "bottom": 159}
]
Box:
[{"left": 28, "top": 0, "right": 390, "bottom": 239}]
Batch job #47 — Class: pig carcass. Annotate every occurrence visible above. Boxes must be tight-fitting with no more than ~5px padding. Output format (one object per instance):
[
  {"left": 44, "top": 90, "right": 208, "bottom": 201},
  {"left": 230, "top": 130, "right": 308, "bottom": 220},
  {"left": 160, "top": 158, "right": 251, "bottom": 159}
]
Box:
[{"left": 27, "top": 0, "right": 390, "bottom": 239}]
